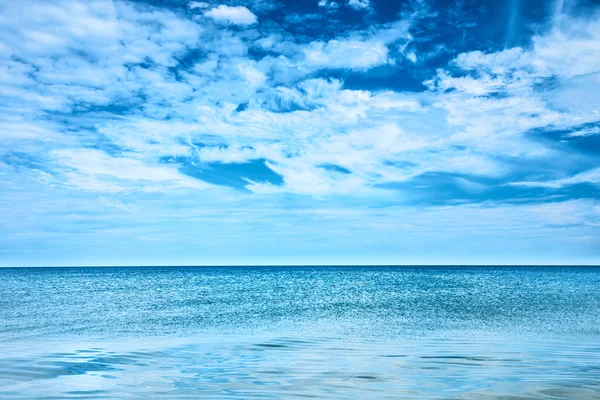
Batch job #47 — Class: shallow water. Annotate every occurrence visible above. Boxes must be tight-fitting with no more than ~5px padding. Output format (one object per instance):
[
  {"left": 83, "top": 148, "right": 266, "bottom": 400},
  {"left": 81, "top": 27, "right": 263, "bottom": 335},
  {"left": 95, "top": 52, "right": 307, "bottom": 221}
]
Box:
[{"left": 1, "top": 266, "right": 599, "bottom": 399}]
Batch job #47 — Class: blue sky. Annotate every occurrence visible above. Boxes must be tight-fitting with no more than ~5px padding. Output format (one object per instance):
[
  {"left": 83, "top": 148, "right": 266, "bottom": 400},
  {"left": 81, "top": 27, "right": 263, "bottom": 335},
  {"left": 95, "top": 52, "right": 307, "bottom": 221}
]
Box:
[{"left": 1, "top": 0, "right": 599, "bottom": 266}]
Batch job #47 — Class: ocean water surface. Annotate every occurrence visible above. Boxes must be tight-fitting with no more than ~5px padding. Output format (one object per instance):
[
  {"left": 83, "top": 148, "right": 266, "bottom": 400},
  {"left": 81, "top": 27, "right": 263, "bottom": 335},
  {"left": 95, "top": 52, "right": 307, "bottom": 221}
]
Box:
[{"left": 1, "top": 266, "right": 599, "bottom": 399}]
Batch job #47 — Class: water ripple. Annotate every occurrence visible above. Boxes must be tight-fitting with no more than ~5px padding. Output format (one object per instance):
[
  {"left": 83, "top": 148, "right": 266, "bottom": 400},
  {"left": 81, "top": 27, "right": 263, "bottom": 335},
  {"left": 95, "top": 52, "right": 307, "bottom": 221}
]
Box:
[{"left": 0, "top": 266, "right": 599, "bottom": 398}]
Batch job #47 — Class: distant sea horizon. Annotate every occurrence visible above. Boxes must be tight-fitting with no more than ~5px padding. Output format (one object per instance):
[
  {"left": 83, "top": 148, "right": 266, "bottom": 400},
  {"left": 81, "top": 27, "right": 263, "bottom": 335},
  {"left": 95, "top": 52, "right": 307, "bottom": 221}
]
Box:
[{"left": 2, "top": 264, "right": 600, "bottom": 268}]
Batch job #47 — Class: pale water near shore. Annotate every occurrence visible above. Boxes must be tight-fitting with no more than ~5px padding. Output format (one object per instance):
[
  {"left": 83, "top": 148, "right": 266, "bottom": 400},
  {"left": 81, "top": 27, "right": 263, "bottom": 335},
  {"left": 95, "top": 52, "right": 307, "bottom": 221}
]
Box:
[{"left": 1, "top": 266, "right": 599, "bottom": 399}]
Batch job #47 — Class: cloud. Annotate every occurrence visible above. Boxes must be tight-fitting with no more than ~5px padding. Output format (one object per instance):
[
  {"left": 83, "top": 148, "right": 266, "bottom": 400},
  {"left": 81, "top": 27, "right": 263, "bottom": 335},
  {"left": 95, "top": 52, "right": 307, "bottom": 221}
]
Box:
[
  {"left": 348, "top": 0, "right": 369, "bottom": 10},
  {"left": 302, "top": 39, "right": 390, "bottom": 70},
  {"left": 3, "top": 0, "right": 596, "bottom": 199},
  {"left": 203, "top": 5, "right": 258, "bottom": 25},
  {"left": 511, "top": 168, "right": 600, "bottom": 189},
  {"left": 318, "top": 0, "right": 340, "bottom": 10},
  {"left": 51, "top": 149, "right": 211, "bottom": 193},
  {"left": 419, "top": 12, "right": 600, "bottom": 190},
  {"left": 188, "top": 1, "right": 209, "bottom": 9}
]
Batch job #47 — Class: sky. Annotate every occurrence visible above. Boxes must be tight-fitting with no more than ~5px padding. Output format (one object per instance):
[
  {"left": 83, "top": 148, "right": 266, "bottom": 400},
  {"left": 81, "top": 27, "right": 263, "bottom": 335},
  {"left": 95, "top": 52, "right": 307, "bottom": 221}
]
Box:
[{"left": 0, "top": 0, "right": 599, "bottom": 266}]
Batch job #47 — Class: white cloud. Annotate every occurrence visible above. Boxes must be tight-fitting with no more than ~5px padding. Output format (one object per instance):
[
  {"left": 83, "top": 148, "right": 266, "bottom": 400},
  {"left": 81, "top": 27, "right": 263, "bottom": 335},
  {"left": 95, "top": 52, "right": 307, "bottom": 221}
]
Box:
[
  {"left": 567, "top": 125, "right": 600, "bottom": 137},
  {"left": 318, "top": 0, "right": 340, "bottom": 9},
  {"left": 348, "top": 0, "right": 369, "bottom": 10},
  {"left": 203, "top": 5, "right": 257, "bottom": 25},
  {"left": 419, "top": 13, "right": 600, "bottom": 181},
  {"left": 0, "top": 0, "right": 204, "bottom": 123},
  {"left": 0, "top": 0, "right": 598, "bottom": 201},
  {"left": 511, "top": 168, "right": 600, "bottom": 189},
  {"left": 51, "top": 149, "right": 210, "bottom": 192},
  {"left": 195, "top": 145, "right": 258, "bottom": 163},
  {"left": 188, "top": 1, "right": 209, "bottom": 9},
  {"left": 302, "top": 39, "right": 389, "bottom": 70},
  {"left": 0, "top": 119, "right": 58, "bottom": 140},
  {"left": 98, "top": 196, "right": 138, "bottom": 212},
  {"left": 248, "top": 161, "right": 365, "bottom": 196},
  {"left": 236, "top": 61, "right": 267, "bottom": 89},
  {"left": 255, "top": 34, "right": 279, "bottom": 50}
]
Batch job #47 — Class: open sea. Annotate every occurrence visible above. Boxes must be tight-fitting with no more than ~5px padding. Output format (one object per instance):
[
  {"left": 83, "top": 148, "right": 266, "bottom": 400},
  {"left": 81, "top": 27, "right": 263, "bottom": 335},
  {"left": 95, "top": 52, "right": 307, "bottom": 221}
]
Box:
[{"left": 0, "top": 266, "right": 599, "bottom": 399}]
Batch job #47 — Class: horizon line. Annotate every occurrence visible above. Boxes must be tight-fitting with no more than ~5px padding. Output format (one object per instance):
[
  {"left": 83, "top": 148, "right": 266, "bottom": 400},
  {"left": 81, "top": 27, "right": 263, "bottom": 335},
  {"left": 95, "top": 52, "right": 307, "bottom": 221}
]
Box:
[{"left": 1, "top": 264, "right": 599, "bottom": 268}]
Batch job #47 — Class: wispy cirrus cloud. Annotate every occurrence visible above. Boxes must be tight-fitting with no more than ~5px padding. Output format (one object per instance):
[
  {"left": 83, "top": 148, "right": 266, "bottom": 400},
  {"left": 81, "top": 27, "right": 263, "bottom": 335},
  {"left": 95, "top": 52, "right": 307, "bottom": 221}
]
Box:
[
  {"left": 51, "top": 148, "right": 211, "bottom": 193},
  {"left": 511, "top": 168, "right": 600, "bottom": 189}
]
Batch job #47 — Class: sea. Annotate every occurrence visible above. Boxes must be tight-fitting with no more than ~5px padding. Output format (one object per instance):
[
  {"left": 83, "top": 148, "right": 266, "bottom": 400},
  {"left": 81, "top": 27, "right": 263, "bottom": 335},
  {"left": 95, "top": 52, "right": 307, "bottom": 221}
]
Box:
[{"left": 0, "top": 266, "right": 599, "bottom": 399}]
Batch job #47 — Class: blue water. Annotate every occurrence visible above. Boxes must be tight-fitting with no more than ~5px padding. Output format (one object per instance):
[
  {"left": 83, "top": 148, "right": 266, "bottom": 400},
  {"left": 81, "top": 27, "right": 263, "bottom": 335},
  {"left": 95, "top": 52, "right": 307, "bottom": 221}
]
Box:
[{"left": 1, "top": 266, "right": 599, "bottom": 399}]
